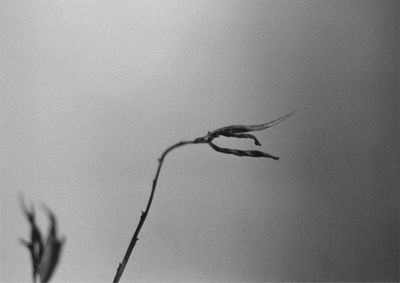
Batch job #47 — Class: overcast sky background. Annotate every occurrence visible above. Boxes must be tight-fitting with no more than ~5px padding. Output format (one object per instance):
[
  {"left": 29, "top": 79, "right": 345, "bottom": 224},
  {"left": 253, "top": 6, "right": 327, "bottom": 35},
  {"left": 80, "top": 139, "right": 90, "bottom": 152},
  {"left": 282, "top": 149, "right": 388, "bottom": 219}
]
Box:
[{"left": 1, "top": 1, "right": 398, "bottom": 282}]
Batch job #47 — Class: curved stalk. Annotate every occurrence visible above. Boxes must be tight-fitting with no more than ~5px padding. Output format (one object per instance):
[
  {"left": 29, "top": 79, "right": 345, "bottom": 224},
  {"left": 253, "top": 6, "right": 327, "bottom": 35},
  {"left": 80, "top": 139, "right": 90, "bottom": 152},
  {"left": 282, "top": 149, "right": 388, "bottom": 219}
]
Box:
[
  {"left": 112, "top": 140, "right": 199, "bottom": 283},
  {"left": 112, "top": 112, "right": 292, "bottom": 282}
]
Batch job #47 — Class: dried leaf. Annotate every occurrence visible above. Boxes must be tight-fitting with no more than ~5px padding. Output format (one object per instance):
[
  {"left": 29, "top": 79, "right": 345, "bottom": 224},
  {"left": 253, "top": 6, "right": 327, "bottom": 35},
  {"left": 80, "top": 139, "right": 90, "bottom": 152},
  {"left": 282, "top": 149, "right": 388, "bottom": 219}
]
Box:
[
  {"left": 218, "top": 133, "right": 262, "bottom": 146},
  {"left": 208, "top": 141, "right": 279, "bottom": 160},
  {"left": 208, "top": 111, "right": 295, "bottom": 138}
]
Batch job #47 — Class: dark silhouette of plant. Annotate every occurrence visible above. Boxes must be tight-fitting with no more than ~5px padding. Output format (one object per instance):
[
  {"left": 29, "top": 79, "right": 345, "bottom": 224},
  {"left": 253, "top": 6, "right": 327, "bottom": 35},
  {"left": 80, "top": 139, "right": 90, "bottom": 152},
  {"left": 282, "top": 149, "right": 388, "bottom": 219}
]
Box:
[
  {"left": 19, "top": 195, "right": 65, "bottom": 283},
  {"left": 112, "top": 112, "right": 294, "bottom": 282}
]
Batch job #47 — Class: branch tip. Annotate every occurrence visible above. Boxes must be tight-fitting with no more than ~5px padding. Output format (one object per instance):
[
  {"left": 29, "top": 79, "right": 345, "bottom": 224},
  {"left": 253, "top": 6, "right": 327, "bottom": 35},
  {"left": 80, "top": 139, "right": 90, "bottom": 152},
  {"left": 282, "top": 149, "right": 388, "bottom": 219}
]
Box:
[{"left": 112, "top": 113, "right": 292, "bottom": 282}]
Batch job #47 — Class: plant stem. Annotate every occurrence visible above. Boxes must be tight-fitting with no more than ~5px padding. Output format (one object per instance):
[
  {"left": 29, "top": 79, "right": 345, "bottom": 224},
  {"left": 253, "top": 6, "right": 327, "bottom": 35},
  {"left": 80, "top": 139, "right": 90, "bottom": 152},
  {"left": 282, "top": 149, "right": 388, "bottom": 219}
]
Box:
[
  {"left": 112, "top": 139, "right": 200, "bottom": 283},
  {"left": 111, "top": 113, "right": 292, "bottom": 282}
]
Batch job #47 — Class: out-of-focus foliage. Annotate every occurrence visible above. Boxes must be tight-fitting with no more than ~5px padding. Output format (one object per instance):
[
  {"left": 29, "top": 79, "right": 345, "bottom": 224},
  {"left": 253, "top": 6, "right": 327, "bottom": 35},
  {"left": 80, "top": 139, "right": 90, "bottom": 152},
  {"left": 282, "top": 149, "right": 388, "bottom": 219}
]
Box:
[{"left": 20, "top": 196, "right": 65, "bottom": 283}]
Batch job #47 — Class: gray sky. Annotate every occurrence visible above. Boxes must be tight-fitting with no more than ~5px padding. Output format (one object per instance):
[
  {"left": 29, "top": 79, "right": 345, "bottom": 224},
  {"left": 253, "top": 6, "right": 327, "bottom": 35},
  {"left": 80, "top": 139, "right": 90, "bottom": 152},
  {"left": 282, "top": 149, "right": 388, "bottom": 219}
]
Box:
[{"left": 1, "top": 1, "right": 398, "bottom": 282}]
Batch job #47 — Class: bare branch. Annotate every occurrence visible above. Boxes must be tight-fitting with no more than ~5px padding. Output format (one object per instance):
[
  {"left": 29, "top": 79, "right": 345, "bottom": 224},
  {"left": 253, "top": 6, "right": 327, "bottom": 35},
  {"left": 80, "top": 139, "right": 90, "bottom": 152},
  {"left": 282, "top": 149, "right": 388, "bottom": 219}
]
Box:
[{"left": 112, "top": 113, "right": 293, "bottom": 282}]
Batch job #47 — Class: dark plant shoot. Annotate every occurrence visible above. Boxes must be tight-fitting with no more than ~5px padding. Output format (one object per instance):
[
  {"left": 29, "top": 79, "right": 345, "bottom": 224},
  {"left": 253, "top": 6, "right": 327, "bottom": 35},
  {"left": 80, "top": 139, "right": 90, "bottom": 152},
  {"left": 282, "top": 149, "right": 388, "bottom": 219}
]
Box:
[{"left": 112, "top": 112, "right": 294, "bottom": 282}]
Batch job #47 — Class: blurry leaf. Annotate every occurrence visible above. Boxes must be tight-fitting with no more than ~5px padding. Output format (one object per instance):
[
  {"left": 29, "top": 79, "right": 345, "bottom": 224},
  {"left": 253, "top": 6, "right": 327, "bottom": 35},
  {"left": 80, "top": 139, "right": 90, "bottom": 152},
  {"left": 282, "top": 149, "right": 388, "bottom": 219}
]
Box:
[
  {"left": 19, "top": 196, "right": 65, "bottom": 283},
  {"left": 38, "top": 204, "right": 65, "bottom": 283},
  {"left": 19, "top": 195, "right": 43, "bottom": 283}
]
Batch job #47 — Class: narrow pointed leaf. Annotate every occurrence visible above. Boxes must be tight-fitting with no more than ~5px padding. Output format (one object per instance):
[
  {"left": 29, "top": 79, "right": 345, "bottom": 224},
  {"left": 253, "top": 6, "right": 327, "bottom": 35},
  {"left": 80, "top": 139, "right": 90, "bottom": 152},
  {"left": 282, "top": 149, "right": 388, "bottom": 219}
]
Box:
[
  {"left": 219, "top": 133, "right": 262, "bottom": 146},
  {"left": 39, "top": 236, "right": 64, "bottom": 283},
  {"left": 208, "top": 111, "right": 295, "bottom": 137},
  {"left": 208, "top": 142, "right": 279, "bottom": 160}
]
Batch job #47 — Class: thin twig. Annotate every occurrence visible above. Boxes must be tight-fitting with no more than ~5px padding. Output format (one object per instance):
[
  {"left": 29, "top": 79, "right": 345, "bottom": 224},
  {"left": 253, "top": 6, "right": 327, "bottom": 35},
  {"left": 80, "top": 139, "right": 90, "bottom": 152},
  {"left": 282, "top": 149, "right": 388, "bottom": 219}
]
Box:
[
  {"left": 112, "top": 112, "right": 293, "bottom": 282},
  {"left": 112, "top": 140, "right": 201, "bottom": 283}
]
